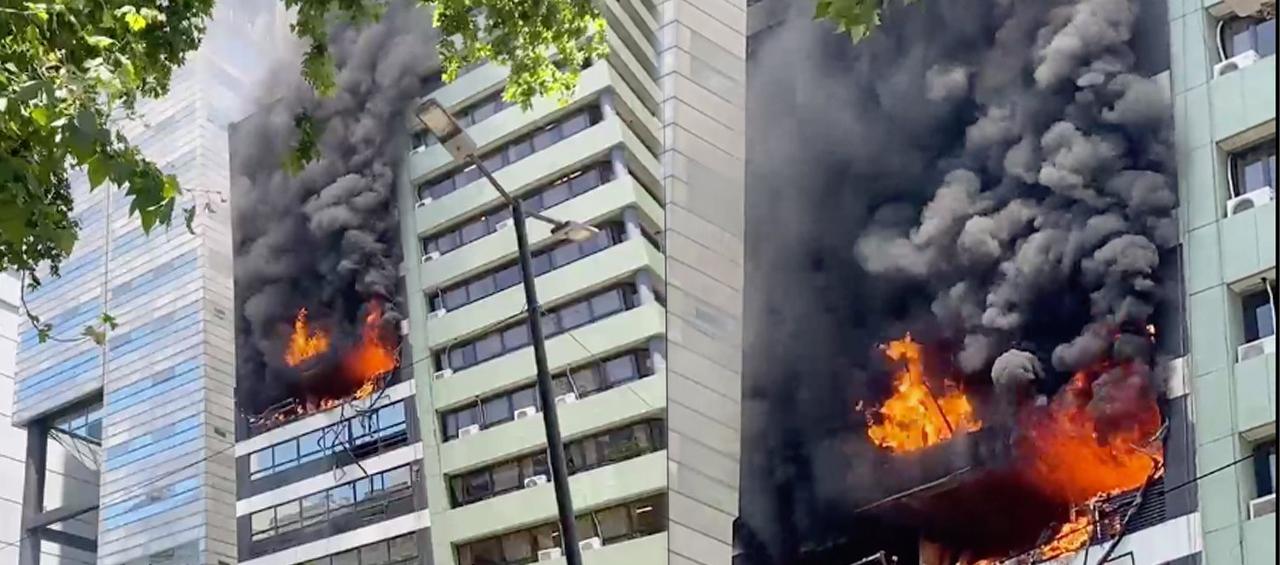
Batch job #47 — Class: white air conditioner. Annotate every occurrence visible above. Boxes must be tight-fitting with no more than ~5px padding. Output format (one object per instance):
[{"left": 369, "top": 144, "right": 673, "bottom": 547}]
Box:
[
  {"left": 415, "top": 196, "right": 433, "bottom": 207},
  {"left": 1249, "top": 493, "right": 1277, "bottom": 519},
  {"left": 537, "top": 548, "right": 563, "bottom": 561},
  {"left": 1227, "top": 186, "right": 1275, "bottom": 216},
  {"left": 554, "top": 392, "right": 578, "bottom": 405},
  {"left": 496, "top": 218, "right": 515, "bottom": 231},
  {"left": 428, "top": 308, "right": 447, "bottom": 319},
  {"left": 458, "top": 424, "right": 482, "bottom": 437},
  {"left": 1237, "top": 335, "right": 1276, "bottom": 362},
  {"left": 433, "top": 368, "right": 454, "bottom": 380},
  {"left": 578, "top": 537, "right": 603, "bottom": 551},
  {"left": 1214, "top": 50, "right": 1261, "bottom": 78},
  {"left": 422, "top": 251, "right": 442, "bottom": 263},
  {"left": 523, "top": 474, "right": 549, "bottom": 488},
  {"left": 514, "top": 406, "right": 539, "bottom": 420},
  {"left": 399, "top": 320, "right": 410, "bottom": 336}
]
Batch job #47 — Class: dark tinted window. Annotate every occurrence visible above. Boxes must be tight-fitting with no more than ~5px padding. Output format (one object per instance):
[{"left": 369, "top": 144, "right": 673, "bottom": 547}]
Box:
[
  {"left": 1241, "top": 282, "right": 1277, "bottom": 343},
  {"left": 1224, "top": 16, "right": 1277, "bottom": 58},
  {"left": 1232, "top": 140, "right": 1278, "bottom": 197}
]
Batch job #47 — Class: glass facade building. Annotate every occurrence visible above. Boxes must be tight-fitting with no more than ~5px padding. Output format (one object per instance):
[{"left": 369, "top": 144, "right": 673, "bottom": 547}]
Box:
[{"left": 10, "top": 3, "right": 289, "bottom": 563}]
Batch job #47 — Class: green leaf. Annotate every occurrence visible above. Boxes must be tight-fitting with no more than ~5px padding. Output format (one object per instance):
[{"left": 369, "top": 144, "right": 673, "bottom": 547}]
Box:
[
  {"left": 161, "top": 175, "right": 180, "bottom": 199},
  {"left": 100, "top": 313, "right": 118, "bottom": 330},
  {"left": 29, "top": 107, "right": 51, "bottom": 126},
  {"left": 85, "top": 35, "right": 116, "bottom": 48},
  {"left": 51, "top": 227, "right": 76, "bottom": 255},
  {"left": 124, "top": 12, "right": 147, "bottom": 31},
  {"left": 87, "top": 157, "right": 109, "bottom": 189}
]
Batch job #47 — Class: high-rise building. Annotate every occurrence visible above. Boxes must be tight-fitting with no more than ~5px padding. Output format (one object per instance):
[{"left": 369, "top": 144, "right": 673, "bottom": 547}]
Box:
[
  {"left": 9, "top": 3, "right": 288, "bottom": 564},
  {"left": 1169, "top": 0, "right": 1277, "bottom": 562},
  {"left": 391, "top": 0, "right": 746, "bottom": 563}
]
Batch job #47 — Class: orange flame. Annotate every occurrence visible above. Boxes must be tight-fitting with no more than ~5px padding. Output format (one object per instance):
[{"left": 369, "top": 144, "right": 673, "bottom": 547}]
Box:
[
  {"left": 284, "top": 308, "right": 330, "bottom": 366},
  {"left": 342, "top": 300, "right": 398, "bottom": 397},
  {"left": 864, "top": 334, "right": 982, "bottom": 452},
  {"left": 1017, "top": 364, "right": 1163, "bottom": 506},
  {"left": 1037, "top": 513, "right": 1093, "bottom": 561}
]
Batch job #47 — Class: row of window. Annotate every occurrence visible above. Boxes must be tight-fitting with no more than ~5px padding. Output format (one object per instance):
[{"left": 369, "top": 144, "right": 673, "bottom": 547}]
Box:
[
  {"left": 456, "top": 493, "right": 667, "bottom": 565},
  {"left": 249, "top": 463, "right": 418, "bottom": 552},
  {"left": 1222, "top": 15, "right": 1276, "bottom": 59},
  {"left": 55, "top": 403, "right": 104, "bottom": 441},
  {"left": 1231, "top": 140, "right": 1277, "bottom": 198},
  {"left": 430, "top": 223, "right": 626, "bottom": 313},
  {"left": 248, "top": 401, "right": 409, "bottom": 480},
  {"left": 441, "top": 350, "right": 656, "bottom": 440},
  {"left": 412, "top": 89, "right": 515, "bottom": 151},
  {"left": 299, "top": 532, "right": 420, "bottom": 565},
  {"left": 421, "top": 163, "right": 616, "bottom": 258},
  {"left": 436, "top": 285, "right": 641, "bottom": 373},
  {"left": 449, "top": 419, "right": 666, "bottom": 507},
  {"left": 417, "top": 106, "right": 604, "bottom": 203}
]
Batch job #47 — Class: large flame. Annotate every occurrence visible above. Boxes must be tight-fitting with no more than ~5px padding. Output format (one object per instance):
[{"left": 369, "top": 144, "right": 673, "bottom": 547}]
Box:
[
  {"left": 284, "top": 308, "right": 330, "bottom": 366},
  {"left": 1036, "top": 513, "right": 1093, "bottom": 561},
  {"left": 864, "top": 334, "right": 982, "bottom": 452},
  {"left": 342, "top": 300, "right": 398, "bottom": 398},
  {"left": 1017, "top": 363, "right": 1163, "bottom": 506}
]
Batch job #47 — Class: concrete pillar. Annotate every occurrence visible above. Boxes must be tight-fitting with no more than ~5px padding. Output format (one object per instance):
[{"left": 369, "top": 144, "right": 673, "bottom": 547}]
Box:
[
  {"left": 609, "top": 146, "right": 628, "bottom": 182},
  {"left": 636, "top": 271, "right": 657, "bottom": 306},
  {"left": 648, "top": 337, "right": 667, "bottom": 375},
  {"left": 19, "top": 424, "right": 47, "bottom": 565},
  {"left": 623, "top": 208, "right": 644, "bottom": 243},
  {"left": 599, "top": 91, "right": 616, "bottom": 119}
]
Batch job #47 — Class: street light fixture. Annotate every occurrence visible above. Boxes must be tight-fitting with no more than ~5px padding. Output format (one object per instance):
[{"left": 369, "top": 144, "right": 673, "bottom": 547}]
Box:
[{"left": 416, "top": 98, "right": 586, "bottom": 565}]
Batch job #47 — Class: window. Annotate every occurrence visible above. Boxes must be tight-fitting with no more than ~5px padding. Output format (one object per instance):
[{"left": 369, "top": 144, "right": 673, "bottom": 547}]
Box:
[
  {"left": 416, "top": 106, "right": 606, "bottom": 203},
  {"left": 455, "top": 494, "right": 668, "bottom": 565},
  {"left": 1254, "top": 441, "right": 1277, "bottom": 498},
  {"left": 1231, "top": 140, "right": 1278, "bottom": 198},
  {"left": 448, "top": 420, "right": 665, "bottom": 506},
  {"left": 1240, "top": 281, "right": 1277, "bottom": 343},
  {"left": 1222, "top": 16, "right": 1276, "bottom": 59},
  {"left": 439, "top": 350, "right": 656, "bottom": 441},
  {"left": 294, "top": 532, "right": 420, "bottom": 565},
  {"left": 246, "top": 400, "right": 410, "bottom": 481},
  {"left": 434, "top": 285, "right": 640, "bottom": 372},
  {"left": 422, "top": 162, "right": 616, "bottom": 257}
]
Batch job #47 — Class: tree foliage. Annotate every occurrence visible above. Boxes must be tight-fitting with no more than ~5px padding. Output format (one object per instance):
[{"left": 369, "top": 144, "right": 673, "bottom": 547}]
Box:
[
  {"left": 814, "top": 0, "right": 913, "bottom": 42},
  {"left": 1, "top": 0, "right": 606, "bottom": 340}
]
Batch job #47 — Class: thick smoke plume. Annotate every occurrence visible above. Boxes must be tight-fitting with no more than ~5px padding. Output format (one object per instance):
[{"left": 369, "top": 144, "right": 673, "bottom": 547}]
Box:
[
  {"left": 231, "top": 2, "right": 438, "bottom": 416},
  {"left": 742, "top": 0, "right": 1175, "bottom": 560}
]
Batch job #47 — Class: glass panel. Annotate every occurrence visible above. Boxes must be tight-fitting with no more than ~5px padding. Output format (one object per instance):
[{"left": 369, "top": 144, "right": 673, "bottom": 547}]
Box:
[
  {"left": 494, "top": 266, "right": 521, "bottom": 291},
  {"left": 360, "top": 542, "right": 390, "bottom": 565},
  {"left": 443, "top": 286, "right": 469, "bottom": 310},
  {"left": 482, "top": 153, "right": 505, "bottom": 173},
  {"left": 1231, "top": 28, "right": 1252, "bottom": 57},
  {"left": 250, "top": 450, "right": 272, "bottom": 474},
  {"left": 251, "top": 509, "right": 274, "bottom": 539},
  {"left": 596, "top": 505, "right": 631, "bottom": 542},
  {"left": 502, "top": 324, "right": 530, "bottom": 349},
  {"left": 461, "top": 220, "right": 488, "bottom": 244},
  {"left": 541, "top": 313, "right": 561, "bottom": 336},
  {"left": 558, "top": 302, "right": 592, "bottom": 330},
  {"left": 273, "top": 441, "right": 298, "bottom": 467},
  {"left": 492, "top": 461, "right": 521, "bottom": 494},
  {"left": 1259, "top": 19, "right": 1276, "bottom": 56},
  {"left": 329, "top": 483, "right": 356, "bottom": 511},
  {"left": 532, "top": 523, "right": 560, "bottom": 551},
  {"left": 530, "top": 253, "right": 552, "bottom": 275},
  {"left": 511, "top": 387, "right": 538, "bottom": 411},
  {"left": 542, "top": 183, "right": 571, "bottom": 209},
  {"left": 483, "top": 395, "right": 513, "bottom": 425},
  {"left": 353, "top": 477, "right": 373, "bottom": 502},
  {"left": 508, "top": 139, "right": 534, "bottom": 162},
  {"left": 298, "top": 430, "right": 323, "bottom": 459},
  {"left": 379, "top": 402, "right": 406, "bottom": 427},
  {"left": 470, "top": 538, "right": 504, "bottom": 564},
  {"left": 550, "top": 241, "right": 580, "bottom": 268},
  {"left": 465, "top": 471, "right": 493, "bottom": 501},
  {"left": 561, "top": 112, "right": 590, "bottom": 136},
  {"left": 450, "top": 476, "right": 468, "bottom": 505},
  {"left": 571, "top": 168, "right": 602, "bottom": 194},
  {"left": 471, "top": 101, "right": 496, "bottom": 122},
  {"left": 633, "top": 496, "right": 666, "bottom": 536},
  {"left": 384, "top": 465, "right": 412, "bottom": 489},
  {"left": 577, "top": 514, "right": 598, "bottom": 540},
  {"left": 276, "top": 499, "right": 301, "bottom": 532},
  {"left": 572, "top": 366, "right": 604, "bottom": 396},
  {"left": 502, "top": 531, "right": 535, "bottom": 562},
  {"left": 1244, "top": 160, "right": 1267, "bottom": 193},
  {"left": 448, "top": 347, "right": 468, "bottom": 369},
  {"left": 590, "top": 290, "right": 624, "bottom": 318},
  {"left": 475, "top": 333, "right": 504, "bottom": 362},
  {"left": 332, "top": 550, "right": 359, "bottom": 565},
  {"left": 468, "top": 276, "right": 496, "bottom": 301},
  {"left": 533, "top": 127, "right": 558, "bottom": 151},
  {"left": 389, "top": 535, "right": 418, "bottom": 560},
  {"left": 301, "top": 491, "right": 328, "bottom": 526},
  {"left": 604, "top": 355, "right": 638, "bottom": 386}
]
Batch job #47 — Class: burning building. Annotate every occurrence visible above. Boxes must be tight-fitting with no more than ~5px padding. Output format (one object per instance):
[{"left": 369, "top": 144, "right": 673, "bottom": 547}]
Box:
[{"left": 735, "top": 0, "right": 1271, "bottom": 561}]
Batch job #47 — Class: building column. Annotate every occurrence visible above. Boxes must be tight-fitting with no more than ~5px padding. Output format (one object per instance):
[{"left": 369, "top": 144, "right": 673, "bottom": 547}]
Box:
[
  {"left": 19, "top": 424, "right": 47, "bottom": 565},
  {"left": 609, "top": 146, "right": 628, "bottom": 184},
  {"left": 599, "top": 91, "right": 616, "bottom": 120},
  {"left": 623, "top": 208, "right": 644, "bottom": 243},
  {"left": 635, "top": 271, "right": 657, "bottom": 306},
  {"left": 648, "top": 337, "right": 667, "bottom": 375}
]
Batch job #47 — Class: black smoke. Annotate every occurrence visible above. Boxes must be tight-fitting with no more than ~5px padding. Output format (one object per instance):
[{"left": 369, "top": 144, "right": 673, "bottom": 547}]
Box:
[
  {"left": 742, "top": 0, "right": 1175, "bottom": 561},
  {"left": 231, "top": 1, "right": 437, "bottom": 417}
]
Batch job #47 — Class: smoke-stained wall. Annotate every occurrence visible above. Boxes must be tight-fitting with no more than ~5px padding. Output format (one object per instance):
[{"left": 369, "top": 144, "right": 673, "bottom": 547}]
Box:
[
  {"left": 741, "top": 0, "right": 1181, "bottom": 561},
  {"left": 230, "top": 2, "right": 439, "bottom": 419}
]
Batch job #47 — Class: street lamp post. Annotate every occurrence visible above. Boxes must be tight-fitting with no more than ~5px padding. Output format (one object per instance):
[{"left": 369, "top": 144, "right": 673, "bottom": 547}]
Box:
[{"left": 417, "top": 99, "right": 590, "bottom": 565}]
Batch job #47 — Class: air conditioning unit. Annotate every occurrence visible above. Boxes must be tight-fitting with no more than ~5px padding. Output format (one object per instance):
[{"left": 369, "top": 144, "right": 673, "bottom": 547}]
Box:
[
  {"left": 1237, "top": 335, "right": 1276, "bottom": 362},
  {"left": 1214, "top": 50, "right": 1261, "bottom": 78},
  {"left": 422, "top": 251, "right": 442, "bottom": 263},
  {"left": 458, "top": 424, "right": 482, "bottom": 437},
  {"left": 1227, "top": 186, "right": 1275, "bottom": 216},
  {"left": 415, "top": 196, "right": 433, "bottom": 207},
  {"left": 496, "top": 218, "right": 515, "bottom": 231},
  {"left": 554, "top": 392, "right": 578, "bottom": 405},
  {"left": 523, "top": 474, "right": 549, "bottom": 488},
  {"left": 428, "top": 308, "right": 447, "bottom": 319},
  {"left": 537, "top": 548, "right": 563, "bottom": 561},
  {"left": 514, "top": 406, "right": 539, "bottom": 420},
  {"left": 399, "top": 320, "right": 410, "bottom": 336},
  {"left": 578, "top": 537, "right": 603, "bottom": 551},
  {"left": 433, "top": 368, "right": 454, "bottom": 380},
  {"left": 1249, "top": 493, "right": 1277, "bottom": 519}
]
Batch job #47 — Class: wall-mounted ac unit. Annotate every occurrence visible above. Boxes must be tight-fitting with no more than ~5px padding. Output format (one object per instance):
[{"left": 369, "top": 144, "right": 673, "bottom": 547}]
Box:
[
  {"left": 523, "top": 474, "right": 549, "bottom": 488},
  {"left": 399, "top": 320, "right": 410, "bottom": 336},
  {"left": 514, "top": 406, "right": 539, "bottom": 420},
  {"left": 422, "top": 251, "right": 442, "bottom": 263},
  {"left": 1214, "top": 50, "right": 1261, "bottom": 78},
  {"left": 458, "top": 424, "right": 482, "bottom": 437},
  {"left": 415, "top": 196, "right": 433, "bottom": 207},
  {"left": 536, "top": 548, "right": 562, "bottom": 561},
  {"left": 554, "top": 392, "right": 578, "bottom": 405},
  {"left": 433, "top": 368, "right": 454, "bottom": 380},
  {"left": 1227, "top": 185, "right": 1275, "bottom": 216},
  {"left": 1249, "top": 493, "right": 1276, "bottom": 519},
  {"left": 1238, "top": 335, "right": 1276, "bottom": 362},
  {"left": 428, "top": 308, "right": 447, "bottom": 319},
  {"left": 579, "top": 537, "right": 603, "bottom": 551}
]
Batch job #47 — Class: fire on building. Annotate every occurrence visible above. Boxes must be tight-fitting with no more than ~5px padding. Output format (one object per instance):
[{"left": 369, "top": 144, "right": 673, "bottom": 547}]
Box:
[{"left": 741, "top": 0, "right": 1186, "bottom": 561}]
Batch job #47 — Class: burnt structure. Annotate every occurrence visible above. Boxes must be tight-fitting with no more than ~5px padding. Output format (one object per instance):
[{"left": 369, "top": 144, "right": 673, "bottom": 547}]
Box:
[{"left": 739, "top": 0, "right": 1198, "bottom": 563}]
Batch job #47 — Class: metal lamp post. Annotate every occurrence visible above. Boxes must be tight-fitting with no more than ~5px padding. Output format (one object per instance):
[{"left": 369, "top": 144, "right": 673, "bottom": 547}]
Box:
[{"left": 417, "top": 99, "right": 590, "bottom": 565}]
